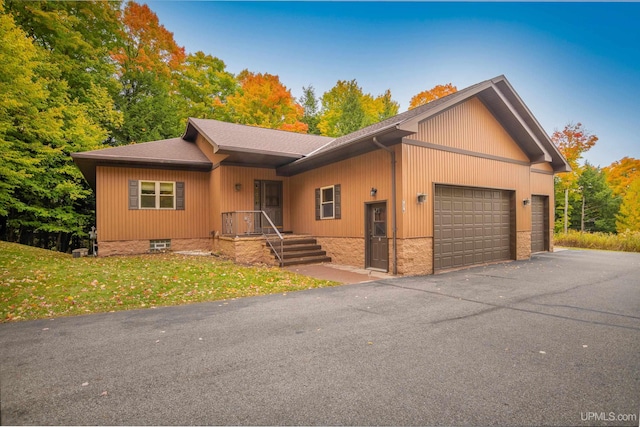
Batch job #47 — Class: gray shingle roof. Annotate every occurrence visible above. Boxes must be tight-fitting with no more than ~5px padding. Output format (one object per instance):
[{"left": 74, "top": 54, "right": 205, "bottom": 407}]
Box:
[
  {"left": 187, "top": 118, "right": 332, "bottom": 157},
  {"left": 71, "top": 138, "right": 212, "bottom": 189}
]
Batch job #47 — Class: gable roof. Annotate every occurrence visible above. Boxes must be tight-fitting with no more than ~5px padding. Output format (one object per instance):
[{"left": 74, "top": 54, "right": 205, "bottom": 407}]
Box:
[
  {"left": 277, "top": 75, "right": 570, "bottom": 175},
  {"left": 71, "top": 138, "right": 212, "bottom": 189},
  {"left": 72, "top": 75, "right": 570, "bottom": 187}
]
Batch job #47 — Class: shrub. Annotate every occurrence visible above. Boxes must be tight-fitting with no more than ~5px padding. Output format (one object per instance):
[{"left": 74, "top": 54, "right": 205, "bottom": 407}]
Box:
[{"left": 554, "top": 230, "right": 640, "bottom": 252}]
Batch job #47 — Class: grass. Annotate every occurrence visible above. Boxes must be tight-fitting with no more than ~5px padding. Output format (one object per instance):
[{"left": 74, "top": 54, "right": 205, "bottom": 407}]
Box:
[
  {"left": 0, "top": 241, "right": 338, "bottom": 322},
  {"left": 555, "top": 229, "right": 640, "bottom": 252}
]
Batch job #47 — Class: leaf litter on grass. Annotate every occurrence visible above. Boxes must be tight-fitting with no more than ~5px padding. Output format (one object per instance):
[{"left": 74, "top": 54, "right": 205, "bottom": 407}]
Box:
[{"left": 0, "top": 241, "right": 337, "bottom": 322}]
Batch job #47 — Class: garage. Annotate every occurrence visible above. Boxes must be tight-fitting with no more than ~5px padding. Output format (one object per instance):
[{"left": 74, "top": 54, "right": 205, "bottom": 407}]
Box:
[
  {"left": 434, "top": 185, "right": 514, "bottom": 272},
  {"left": 531, "top": 195, "right": 548, "bottom": 253}
]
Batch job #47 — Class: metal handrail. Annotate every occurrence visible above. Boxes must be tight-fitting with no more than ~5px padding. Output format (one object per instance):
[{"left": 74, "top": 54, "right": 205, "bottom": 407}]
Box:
[{"left": 221, "top": 210, "right": 284, "bottom": 265}]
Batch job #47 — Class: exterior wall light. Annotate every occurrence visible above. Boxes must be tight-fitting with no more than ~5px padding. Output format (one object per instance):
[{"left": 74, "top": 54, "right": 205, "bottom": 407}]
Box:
[
  {"left": 370, "top": 187, "right": 377, "bottom": 197},
  {"left": 417, "top": 193, "right": 427, "bottom": 204},
  {"left": 523, "top": 198, "right": 531, "bottom": 206},
  {"left": 235, "top": 183, "right": 242, "bottom": 192}
]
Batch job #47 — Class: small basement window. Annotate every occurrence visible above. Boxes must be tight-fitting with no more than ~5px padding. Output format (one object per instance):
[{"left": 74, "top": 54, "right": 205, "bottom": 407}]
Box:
[{"left": 150, "top": 239, "right": 171, "bottom": 252}]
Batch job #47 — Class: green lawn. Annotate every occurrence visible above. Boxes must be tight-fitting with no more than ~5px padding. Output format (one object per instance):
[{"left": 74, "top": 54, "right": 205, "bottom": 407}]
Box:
[{"left": 0, "top": 241, "right": 338, "bottom": 322}]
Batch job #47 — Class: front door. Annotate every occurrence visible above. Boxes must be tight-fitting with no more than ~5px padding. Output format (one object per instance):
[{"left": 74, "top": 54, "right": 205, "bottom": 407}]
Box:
[
  {"left": 254, "top": 180, "right": 283, "bottom": 231},
  {"left": 366, "top": 202, "right": 389, "bottom": 271}
]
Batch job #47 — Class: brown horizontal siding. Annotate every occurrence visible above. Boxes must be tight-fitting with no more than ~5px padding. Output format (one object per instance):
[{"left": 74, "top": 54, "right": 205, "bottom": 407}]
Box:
[
  {"left": 400, "top": 144, "right": 535, "bottom": 238},
  {"left": 290, "top": 147, "right": 398, "bottom": 238},
  {"left": 97, "top": 166, "right": 211, "bottom": 241},
  {"left": 417, "top": 97, "right": 530, "bottom": 163}
]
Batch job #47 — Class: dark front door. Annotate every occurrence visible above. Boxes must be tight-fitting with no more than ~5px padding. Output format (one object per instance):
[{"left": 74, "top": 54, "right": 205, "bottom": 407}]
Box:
[
  {"left": 366, "top": 202, "right": 389, "bottom": 271},
  {"left": 254, "top": 180, "right": 283, "bottom": 231}
]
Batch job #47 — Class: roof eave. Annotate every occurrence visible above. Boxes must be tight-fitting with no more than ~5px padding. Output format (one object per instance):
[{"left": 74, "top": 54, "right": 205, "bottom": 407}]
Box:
[{"left": 277, "top": 126, "right": 410, "bottom": 176}]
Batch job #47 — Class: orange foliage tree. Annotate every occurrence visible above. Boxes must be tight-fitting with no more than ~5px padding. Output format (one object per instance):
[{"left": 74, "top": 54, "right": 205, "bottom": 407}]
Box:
[
  {"left": 110, "top": 1, "right": 186, "bottom": 144},
  {"left": 408, "top": 83, "right": 457, "bottom": 110},
  {"left": 603, "top": 156, "right": 640, "bottom": 197},
  {"left": 111, "top": 1, "right": 185, "bottom": 78},
  {"left": 220, "top": 70, "right": 307, "bottom": 133}
]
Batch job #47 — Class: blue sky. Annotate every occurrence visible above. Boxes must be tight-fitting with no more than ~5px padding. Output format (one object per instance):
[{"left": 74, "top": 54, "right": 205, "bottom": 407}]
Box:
[{"left": 149, "top": 1, "right": 640, "bottom": 167}]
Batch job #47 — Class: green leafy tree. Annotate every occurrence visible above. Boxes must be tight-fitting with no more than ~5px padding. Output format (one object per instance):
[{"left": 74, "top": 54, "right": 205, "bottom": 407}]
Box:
[
  {"left": 1, "top": 1, "right": 118, "bottom": 250},
  {"left": 5, "top": 0, "right": 123, "bottom": 134},
  {"left": 616, "top": 178, "right": 640, "bottom": 232},
  {"left": 318, "top": 80, "right": 399, "bottom": 137},
  {"left": 551, "top": 122, "right": 598, "bottom": 232},
  {"left": 176, "top": 51, "right": 238, "bottom": 123},
  {"left": 572, "top": 164, "right": 621, "bottom": 233},
  {"left": 110, "top": 1, "right": 185, "bottom": 144},
  {"left": 299, "top": 85, "right": 321, "bottom": 135}
]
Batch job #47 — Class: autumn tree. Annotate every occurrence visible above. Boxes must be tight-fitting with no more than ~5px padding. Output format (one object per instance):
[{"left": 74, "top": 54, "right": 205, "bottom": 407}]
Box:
[
  {"left": 111, "top": 1, "right": 185, "bottom": 144},
  {"left": 616, "top": 178, "right": 640, "bottom": 232},
  {"left": 318, "top": 80, "right": 399, "bottom": 137},
  {"left": 175, "top": 51, "right": 238, "bottom": 123},
  {"left": 551, "top": 122, "right": 598, "bottom": 232},
  {"left": 221, "top": 70, "right": 307, "bottom": 133},
  {"left": 408, "top": 83, "right": 457, "bottom": 110},
  {"left": 603, "top": 156, "right": 640, "bottom": 197}
]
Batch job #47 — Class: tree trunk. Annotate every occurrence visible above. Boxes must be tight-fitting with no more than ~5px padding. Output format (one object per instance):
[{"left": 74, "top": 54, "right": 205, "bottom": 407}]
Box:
[
  {"left": 581, "top": 194, "right": 585, "bottom": 232},
  {"left": 564, "top": 188, "right": 569, "bottom": 234}
]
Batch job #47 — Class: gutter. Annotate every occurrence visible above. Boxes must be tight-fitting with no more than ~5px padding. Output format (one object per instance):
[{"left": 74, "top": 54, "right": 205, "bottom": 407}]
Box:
[{"left": 372, "top": 136, "right": 398, "bottom": 275}]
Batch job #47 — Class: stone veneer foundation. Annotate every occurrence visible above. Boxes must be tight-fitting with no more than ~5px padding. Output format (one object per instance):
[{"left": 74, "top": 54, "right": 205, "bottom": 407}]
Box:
[
  {"left": 213, "top": 236, "right": 276, "bottom": 266},
  {"left": 396, "top": 237, "right": 433, "bottom": 276},
  {"left": 315, "top": 237, "right": 365, "bottom": 269},
  {"left": 98, "top": 238, "right": 212, "bottom": 257},
  {"left": 516, "top": 231, "right": 532, "bottom": 260}
]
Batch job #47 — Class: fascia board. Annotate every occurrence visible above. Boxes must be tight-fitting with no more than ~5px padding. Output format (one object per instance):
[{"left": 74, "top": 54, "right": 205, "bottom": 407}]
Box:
[
  {"left": 490, "top": 83, "right": 553, "bottom": 163},
  {"left": 495, "top": 78, "right": 570, "bottom": 170},
  {"left": 185, "top": 119, "right": 221, "bottom": 153}
]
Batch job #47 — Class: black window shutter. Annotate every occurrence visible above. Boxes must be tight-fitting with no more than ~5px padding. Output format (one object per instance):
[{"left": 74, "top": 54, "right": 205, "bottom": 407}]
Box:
[
  {"left": 334, "top": 184, "right": 341, "bottom": 219},
  {"left": 128, "top": 180, "right": 139, "bottom": 210},
  {"left": 176, "top": 182, "right": 185, "bottom": 210},
  {"left": 315, "top": 188, "right": 320, "bottom": 220}
]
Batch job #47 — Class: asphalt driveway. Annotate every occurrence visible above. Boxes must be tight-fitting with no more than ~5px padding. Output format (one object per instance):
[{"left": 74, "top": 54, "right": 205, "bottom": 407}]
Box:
[{"left": 1, "top": 249, "right": 639, "bottom": 426}]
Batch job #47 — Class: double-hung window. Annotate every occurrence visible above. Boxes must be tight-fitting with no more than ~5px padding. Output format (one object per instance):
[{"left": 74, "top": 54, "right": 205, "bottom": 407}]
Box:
[
  {"left": 128, "top": 180, "right": 184, "bottom": 210},
  {"left": 140, "top": 181, "right": 175, "bottom": 209},
  {"left": 321, "top": 186, "right": 335, "bottom": 219},
  {"left": 315, "top": 184, "right": 341, "bottom": 220}
]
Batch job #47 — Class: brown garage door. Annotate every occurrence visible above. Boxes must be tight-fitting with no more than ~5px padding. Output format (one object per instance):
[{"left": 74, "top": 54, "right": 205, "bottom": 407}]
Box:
[
  {"left": 434, "top": 185, "right": 513, "bottom": 271},
  {"left": 531, "top": 195, "right": 548, "bottom": 253}
]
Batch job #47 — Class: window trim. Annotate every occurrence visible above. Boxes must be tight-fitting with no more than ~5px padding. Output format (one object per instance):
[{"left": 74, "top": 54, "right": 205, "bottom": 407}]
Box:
[
  {"left": 139, "top": 181, "right": 176, "bottom": 210},
  {"left": 320, "top": 185, "right": 335, "bottom": 219}
]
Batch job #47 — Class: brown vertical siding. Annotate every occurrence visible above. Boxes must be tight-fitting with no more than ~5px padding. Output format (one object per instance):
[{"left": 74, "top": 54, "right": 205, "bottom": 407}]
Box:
[
  {"left": 400, "top": 144, "right": 534, "bottom": 238},
  {"left": 96, "top": 166, "right": 211, "bottom": 241},
  {"left": 217, "top": 166, "right": 291, "bottom": 232},
  {"left": 195, "top": 134, "right": 228, "bottom": 164},
  {"left": 290, "top": 147, "right": 398, "bottom": 238},
  {"left": 210, "top": 166, "right": 222, "bottom": 233},
  {"left": 417, "top": 97, "right": 530, "bottom": 162}
]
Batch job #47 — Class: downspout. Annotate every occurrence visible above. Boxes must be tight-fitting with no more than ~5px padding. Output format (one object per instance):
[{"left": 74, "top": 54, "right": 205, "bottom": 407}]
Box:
[{"left": 372, "top": 137, "right": 398, "bottom": 275}]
